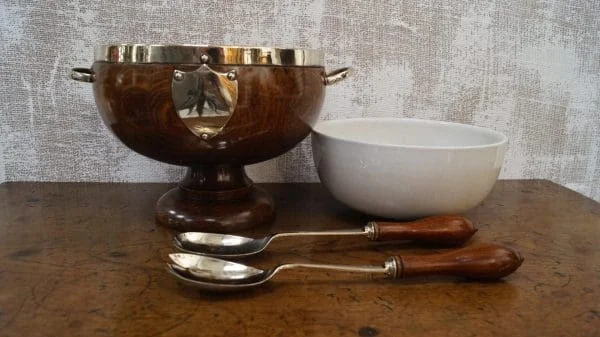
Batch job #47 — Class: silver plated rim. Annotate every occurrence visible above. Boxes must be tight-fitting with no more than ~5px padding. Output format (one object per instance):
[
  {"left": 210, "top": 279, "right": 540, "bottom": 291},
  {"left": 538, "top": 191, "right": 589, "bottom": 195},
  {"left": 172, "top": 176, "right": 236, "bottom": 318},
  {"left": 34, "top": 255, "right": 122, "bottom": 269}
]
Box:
[{"left": 94, "top": 44, "right": 324, "bottom": 66}]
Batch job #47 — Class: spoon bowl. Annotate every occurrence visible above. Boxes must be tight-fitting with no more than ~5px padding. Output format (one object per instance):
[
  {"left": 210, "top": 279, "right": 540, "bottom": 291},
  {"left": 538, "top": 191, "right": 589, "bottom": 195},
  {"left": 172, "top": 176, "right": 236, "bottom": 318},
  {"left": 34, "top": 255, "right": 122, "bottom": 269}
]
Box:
[
  {"left": 167, "top": 264, "right": 270, "bottom": 291},
  {"left": 173, "top": 232, "right": 272, "bottom": 257},
  {"left": 169, "top": 253, "right": 268, "bottom": 283}
]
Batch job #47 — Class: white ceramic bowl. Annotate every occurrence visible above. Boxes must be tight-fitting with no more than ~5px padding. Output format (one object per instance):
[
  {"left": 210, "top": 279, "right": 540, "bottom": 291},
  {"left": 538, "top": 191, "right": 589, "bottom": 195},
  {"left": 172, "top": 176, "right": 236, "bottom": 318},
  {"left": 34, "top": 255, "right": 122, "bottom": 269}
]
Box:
[{"left": 311, "top": 118, "right": 507, "bottom": 219}]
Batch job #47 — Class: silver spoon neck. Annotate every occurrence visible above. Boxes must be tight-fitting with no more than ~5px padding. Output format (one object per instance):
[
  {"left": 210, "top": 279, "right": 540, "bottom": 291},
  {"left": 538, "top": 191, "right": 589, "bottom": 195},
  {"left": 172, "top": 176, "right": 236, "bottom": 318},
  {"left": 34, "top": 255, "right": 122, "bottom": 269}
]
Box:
[
  {"left": 269, "top": 227, "right": 366, "bottom": 243},
  {"left": 271, "top": 261, "right": 387, "bottom": 278}
]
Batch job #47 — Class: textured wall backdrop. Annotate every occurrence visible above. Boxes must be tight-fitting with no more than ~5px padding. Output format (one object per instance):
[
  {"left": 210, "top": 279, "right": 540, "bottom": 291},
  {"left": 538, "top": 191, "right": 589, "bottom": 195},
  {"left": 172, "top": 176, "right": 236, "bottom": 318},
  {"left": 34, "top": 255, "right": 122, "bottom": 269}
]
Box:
[{"left": 1, "top": 0, "right": 599, "bottom": 201}]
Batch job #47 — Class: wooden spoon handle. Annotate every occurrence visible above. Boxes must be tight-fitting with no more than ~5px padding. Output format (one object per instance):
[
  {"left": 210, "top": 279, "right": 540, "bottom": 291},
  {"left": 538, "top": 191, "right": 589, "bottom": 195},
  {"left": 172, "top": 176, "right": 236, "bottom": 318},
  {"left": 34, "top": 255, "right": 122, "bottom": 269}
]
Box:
[
  {"left": 389, "top": 243, "right": 524, "bottom": 280},
  {"left": 368, "top": 215, "right": 477, "bottom": 246}
]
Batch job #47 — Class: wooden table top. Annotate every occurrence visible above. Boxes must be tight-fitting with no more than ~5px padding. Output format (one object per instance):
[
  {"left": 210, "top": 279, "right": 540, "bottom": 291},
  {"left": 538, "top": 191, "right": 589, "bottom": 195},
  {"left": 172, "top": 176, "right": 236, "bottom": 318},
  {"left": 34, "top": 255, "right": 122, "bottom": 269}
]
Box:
[{"left": 0, "top": 180, "right": 598, "bottom": 337}]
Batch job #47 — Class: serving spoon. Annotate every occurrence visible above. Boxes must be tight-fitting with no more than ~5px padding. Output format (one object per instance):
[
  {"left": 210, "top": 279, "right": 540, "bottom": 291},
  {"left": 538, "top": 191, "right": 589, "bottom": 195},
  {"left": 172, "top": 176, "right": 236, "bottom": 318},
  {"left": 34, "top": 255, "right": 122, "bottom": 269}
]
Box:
[
  {"left": 167, "top": 243, "right": 523, "bottom": 291},
  {"left": 173, "top": 215, "right": 477, "bottom": 257}
]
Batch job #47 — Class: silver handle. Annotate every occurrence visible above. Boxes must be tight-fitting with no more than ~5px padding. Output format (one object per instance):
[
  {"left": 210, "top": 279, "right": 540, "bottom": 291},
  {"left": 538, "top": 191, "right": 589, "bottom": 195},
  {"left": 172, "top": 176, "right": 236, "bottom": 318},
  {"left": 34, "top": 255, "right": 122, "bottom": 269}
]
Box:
[
  {"left": 271, "top": 228, "right": 364, "bottom": 240},
  {"left": 324, "top": 67, "right": 351, "bottom": 86},
  {"left": 275, "top": 262, "right": 386, "bottom": 275},
  {"left": 70, "top": 68, "right": 95, "bottom": 83}
]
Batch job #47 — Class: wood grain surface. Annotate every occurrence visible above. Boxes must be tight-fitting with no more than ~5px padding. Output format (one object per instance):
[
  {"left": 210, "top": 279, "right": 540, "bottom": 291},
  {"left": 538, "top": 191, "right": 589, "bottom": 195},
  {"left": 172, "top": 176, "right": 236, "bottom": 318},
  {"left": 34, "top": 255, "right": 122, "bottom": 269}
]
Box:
[
  {"left": 371, "top": 215, "right": 477, "bottom": 245},
  {"left": 92, "top": 62, "right": 325, "bottom": 166},
  {"left": 0, "top": 180, "right": 598, "bottom": 337}
]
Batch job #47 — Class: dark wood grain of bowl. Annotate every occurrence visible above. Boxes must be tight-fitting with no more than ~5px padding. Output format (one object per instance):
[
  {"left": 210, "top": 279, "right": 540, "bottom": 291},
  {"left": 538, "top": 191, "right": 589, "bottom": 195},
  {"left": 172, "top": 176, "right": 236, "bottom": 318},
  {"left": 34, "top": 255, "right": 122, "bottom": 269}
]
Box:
[{"left": 92, "top": 62, "right": 325, "bottom": 166}]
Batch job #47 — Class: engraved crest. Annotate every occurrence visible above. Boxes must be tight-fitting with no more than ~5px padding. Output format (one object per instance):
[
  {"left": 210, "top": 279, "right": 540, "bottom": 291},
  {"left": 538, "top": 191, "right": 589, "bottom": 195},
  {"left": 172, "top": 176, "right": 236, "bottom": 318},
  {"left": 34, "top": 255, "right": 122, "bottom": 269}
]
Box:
[{"left": 171, "top": 65, "right": 238, "bottom": 140}]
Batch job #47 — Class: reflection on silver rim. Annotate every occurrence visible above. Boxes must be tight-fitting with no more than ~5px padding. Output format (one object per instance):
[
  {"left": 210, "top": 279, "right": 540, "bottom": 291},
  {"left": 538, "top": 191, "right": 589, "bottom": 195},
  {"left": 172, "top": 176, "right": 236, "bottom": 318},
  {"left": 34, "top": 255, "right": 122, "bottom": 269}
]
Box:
[{"left": 94, "top": 44, "right": 324, "bottom": 66}]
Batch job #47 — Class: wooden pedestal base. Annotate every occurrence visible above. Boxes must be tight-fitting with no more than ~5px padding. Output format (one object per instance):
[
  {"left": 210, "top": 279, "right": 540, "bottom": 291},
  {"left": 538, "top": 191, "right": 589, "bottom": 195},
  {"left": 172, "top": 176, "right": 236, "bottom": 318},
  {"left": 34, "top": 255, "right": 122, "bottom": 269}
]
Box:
[{"left": 154, "top": 165, "right": 275, "bottom": 232}]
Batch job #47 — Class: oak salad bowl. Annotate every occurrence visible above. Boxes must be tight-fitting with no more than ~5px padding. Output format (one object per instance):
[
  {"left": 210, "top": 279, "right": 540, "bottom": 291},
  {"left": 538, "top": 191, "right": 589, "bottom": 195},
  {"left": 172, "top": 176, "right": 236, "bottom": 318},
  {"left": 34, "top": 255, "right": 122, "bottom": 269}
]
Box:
[{"left": 71, "top": 44, "right": 350, "bottom": 232}]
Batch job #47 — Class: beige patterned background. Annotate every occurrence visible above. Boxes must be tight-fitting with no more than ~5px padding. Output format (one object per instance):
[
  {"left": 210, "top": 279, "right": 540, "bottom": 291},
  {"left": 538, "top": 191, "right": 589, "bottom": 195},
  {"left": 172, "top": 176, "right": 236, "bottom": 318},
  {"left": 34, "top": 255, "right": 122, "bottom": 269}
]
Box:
[{"left": 1, "top": 0, "right": 599, "bottom": 201}]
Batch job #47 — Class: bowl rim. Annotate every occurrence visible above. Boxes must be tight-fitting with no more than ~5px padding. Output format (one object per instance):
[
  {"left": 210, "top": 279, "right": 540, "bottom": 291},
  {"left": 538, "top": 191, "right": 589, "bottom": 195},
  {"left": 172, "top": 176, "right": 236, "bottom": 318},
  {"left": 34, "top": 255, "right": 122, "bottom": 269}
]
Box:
[
  {"left": 94, "top": 44, "right": 324, "bottom": 66},
  {"left": 312, "top": 117, "right": 508, "bottom": 150}
]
